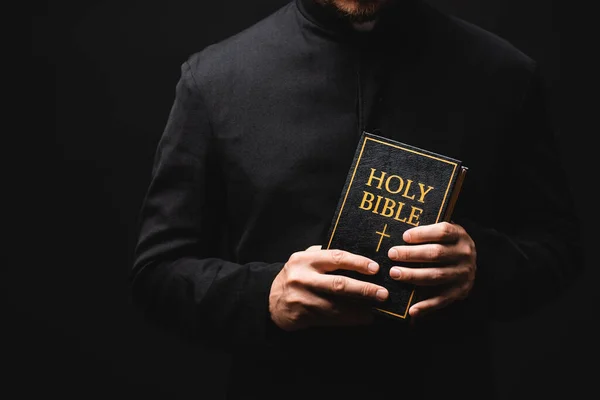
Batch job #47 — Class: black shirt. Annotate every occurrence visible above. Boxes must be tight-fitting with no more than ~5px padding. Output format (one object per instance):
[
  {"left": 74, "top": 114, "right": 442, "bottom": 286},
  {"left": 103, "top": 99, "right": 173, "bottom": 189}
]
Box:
[{"left": 131, "top": 1, "right": 582, "bottom": 398}]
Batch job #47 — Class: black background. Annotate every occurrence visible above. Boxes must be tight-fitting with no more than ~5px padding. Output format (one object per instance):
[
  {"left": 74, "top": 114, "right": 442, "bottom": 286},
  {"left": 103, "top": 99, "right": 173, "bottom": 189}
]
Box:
[{"left": 25, "top": 1, "right": 596, "bottom": 399}]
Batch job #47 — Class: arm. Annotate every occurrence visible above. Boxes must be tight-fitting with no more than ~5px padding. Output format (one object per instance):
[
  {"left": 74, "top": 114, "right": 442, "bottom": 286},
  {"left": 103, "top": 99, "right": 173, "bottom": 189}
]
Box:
[
  {"left": 130, "top": 58, "right": 390, "bottom": 347},
  {"left": 460, "top": 64, "right": 584, "bottom": 320},
  {"left": 130, "top": 58, "right": 283, "bottom": 346},
  {"left": 385, "top": 65, "right": 583, "bottom": 322}
]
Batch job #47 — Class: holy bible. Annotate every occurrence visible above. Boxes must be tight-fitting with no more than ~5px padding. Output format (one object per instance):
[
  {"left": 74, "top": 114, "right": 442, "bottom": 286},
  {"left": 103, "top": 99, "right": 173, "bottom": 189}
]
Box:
[{"left": 324, "top": 131, "right": 467, "bottom": 320}]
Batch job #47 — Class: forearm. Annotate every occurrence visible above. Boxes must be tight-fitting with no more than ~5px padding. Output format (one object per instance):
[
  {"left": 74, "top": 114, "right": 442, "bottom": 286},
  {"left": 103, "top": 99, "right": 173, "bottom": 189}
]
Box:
[
  {"left": 460, "top": 217, "right": 583, "bottom": 320},
  {"left": 130, "top": 55, "right": 287, "bottom": 347},
  {"left": 462, "top": 64, "right": 584, "bottom": 320},
  {"left": 131, "top": 256, "right": 284, "bottom": 346}
]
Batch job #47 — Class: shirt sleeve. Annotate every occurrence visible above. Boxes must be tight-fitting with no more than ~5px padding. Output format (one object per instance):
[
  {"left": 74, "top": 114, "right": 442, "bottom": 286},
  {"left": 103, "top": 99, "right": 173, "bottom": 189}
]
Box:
[
  {"left": 458, "top": 64, "right": 584, "bottom": 321},
  {"left": 130, "top": 57, "right": 285, "bottom": 347}
]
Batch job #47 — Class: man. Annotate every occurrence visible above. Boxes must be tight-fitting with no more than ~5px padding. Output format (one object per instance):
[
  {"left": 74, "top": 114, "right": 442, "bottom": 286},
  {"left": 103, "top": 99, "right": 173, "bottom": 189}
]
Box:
[{"left": 131, "top": 0, "right": 582, "bottom": 398}]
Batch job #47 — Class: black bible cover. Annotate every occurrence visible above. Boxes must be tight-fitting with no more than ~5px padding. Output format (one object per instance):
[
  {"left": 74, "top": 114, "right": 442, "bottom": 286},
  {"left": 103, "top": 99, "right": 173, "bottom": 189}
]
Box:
[{"left": 324, "top": 131, "right": 467, "bottom": 320}]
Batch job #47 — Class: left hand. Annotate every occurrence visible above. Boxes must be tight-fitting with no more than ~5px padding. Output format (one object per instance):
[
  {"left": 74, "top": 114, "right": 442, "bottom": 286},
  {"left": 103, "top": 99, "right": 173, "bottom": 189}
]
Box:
[{"left": 387, "top": 221, "right": 477, "bottom": 318}]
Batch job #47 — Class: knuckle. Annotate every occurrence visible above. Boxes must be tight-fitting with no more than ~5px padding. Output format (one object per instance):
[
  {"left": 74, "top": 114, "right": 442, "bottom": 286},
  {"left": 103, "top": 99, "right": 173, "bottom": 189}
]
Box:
[
  {"left": 400, "top": 269, "right": 411, "bottom": 280},
  {"left": 288, "top": 251, "right": 303, "bottom": 264},
  {"left": 286, "top": 292, "right": 303, "bottom": 307},
  {"left": 432, "top": 269, "right": 446, "bottom": 281},
  {"left": 331, "top": 275, "right": 346, "bottom": 293},
  {"left": 460, "top": 242, "right": 474, "bottom": 257},
  {"left": 440, "top": 221, "right": 454, "bottom": 234},
  {"left": 397, "top": 247, "right": 409, "bottom": 260},
  {"left": 427, "top": 298, "right": 440, "bottom": 309},
  {"left": 470, "top": 242, "right": 477, "bottom": 258},
  {"left": 470, "top": 263, "right": 477, "bottom": 278},
  {"left": 440, "top": 221, "right": 455, "bottom": 235},
  {"left": 462, "top": 281, "right": 473, "bottom": 295},
  {"left": 456, "top": 266, "right": 468, "bottom": 281},
  {"left": 439, "top": 296, "right": 451, "bottom": 309},
  {"left": 286, "top": 269, "right": 302, "bottom": 285},
  {"left": 406, "top": 229, "right": 419, "bottom": 241},
  {"left": 287, "top": 309, "right": 304, "bottom": 325},
  {"left": 434, "top": 293, "right": 450, "bottom": 307},
  {"left": 428, "top": 244, "right": 444, "bottom": 260},
  {"left": 361, "top": 284, "right": 374, "bottom": 298},
  {"left": 330, "top": 249, "right": 345, "bottom": 265}
]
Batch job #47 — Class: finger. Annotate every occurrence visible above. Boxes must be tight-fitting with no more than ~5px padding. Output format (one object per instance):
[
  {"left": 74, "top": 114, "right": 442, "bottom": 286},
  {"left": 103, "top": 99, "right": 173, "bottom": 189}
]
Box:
[
  {"left": 312, "top": 273, "right": 389, "bottom": 302},
  {"left": 409, "top": 285, "right": 464, "bottom": 317},
  {"left": 296, "top": 249, "right": 379, "bottom": 275},
  {"left": 388, "top": 243, "right": 453, "bottom": 263},
  {"left": 306, "top": 245, "right": 323, "bottom": 252},
  {"left": 389, "top": 265, "right": 468, "bottom": 285},
  {"left": 402, "top": 221, "right": 459, "bottom": 244}
]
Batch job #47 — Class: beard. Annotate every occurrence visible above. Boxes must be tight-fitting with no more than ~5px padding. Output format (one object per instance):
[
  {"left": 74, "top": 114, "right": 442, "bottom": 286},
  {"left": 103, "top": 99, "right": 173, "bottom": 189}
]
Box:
[{"left": 316, "top": 0, "right": 394, "bottom": 23}]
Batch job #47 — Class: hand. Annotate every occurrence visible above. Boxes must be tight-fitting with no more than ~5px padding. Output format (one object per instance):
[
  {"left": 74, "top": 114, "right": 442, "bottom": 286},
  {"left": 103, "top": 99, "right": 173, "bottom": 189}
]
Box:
[
  {"left": 269, "top": 245, "right": 389, "bottom": 331},
  {"left": 387, "top": 222, "right": 477, "bottom": 318}
]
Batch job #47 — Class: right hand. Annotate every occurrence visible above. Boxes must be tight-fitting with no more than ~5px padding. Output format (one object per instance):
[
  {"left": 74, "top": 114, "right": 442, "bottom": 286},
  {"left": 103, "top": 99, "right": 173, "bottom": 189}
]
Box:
[{"left": 269, "top": 245, "right": 389, "bottom": 331}]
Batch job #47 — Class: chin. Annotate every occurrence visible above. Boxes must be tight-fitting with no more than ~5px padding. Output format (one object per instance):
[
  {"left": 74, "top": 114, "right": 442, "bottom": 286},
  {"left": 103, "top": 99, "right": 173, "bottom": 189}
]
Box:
[{"left": 321, "top": 0, "right": 393, "bottom": 22}]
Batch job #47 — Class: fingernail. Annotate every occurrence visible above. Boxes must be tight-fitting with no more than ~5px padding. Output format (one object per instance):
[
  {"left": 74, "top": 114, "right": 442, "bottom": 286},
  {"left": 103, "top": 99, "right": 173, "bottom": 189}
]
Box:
[
  {"left": 376, "top": 289, "right": 388, "bottom": 300},
  {"left": 390, "top": 267, "right": 401, "bottom": 278},
  {"left": 368, "top": 262, "right": 379, "bottom": 273},
  {"left": 388, "top": 248, "right": 398, "bottom": 259}
]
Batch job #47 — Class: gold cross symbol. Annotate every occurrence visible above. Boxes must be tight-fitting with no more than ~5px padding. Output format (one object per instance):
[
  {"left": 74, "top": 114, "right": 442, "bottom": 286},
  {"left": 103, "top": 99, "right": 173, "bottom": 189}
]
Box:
[{"left": 375, "top": 224, "right": 391, "bottom": 252}]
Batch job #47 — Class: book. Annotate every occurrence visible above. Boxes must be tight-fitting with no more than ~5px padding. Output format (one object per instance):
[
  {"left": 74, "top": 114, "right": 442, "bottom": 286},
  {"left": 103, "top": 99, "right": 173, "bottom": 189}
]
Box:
[{"left": 323, "top": 131, "right": 467, "bottom": 320}]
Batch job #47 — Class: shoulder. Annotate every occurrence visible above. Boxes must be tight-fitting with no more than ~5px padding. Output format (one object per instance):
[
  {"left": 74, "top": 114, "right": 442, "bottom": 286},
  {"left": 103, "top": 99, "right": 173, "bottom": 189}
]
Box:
[
  {"left": 419, "top": 1, "right": 537, "bottom": 79},
  {"left": 452, "top": 15, "right": 535, "bottom": 71},
  {"left": 179, "top": 2, "right": 297, "bottom": 89}
]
